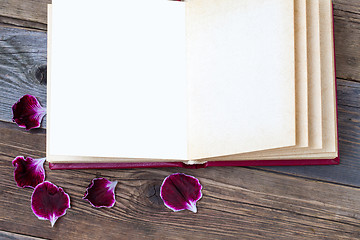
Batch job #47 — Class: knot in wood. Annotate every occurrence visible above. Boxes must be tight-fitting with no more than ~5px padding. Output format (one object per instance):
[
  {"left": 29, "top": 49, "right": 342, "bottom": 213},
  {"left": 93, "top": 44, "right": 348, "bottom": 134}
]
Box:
[
  {"left": 35, "top": 65, "right": 47, "bottom": 84},
  {"left": 145, "top": 184, "right": 163, "bottom": 206}
]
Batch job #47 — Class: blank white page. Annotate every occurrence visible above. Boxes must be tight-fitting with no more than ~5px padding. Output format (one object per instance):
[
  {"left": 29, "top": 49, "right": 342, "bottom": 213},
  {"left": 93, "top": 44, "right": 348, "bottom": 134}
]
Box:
[
  {"left": 48, "top": 0, "right": 187, "bottom": 160},
  {"left": 186, "top": 0, "right": 296, "bottom": 159}
]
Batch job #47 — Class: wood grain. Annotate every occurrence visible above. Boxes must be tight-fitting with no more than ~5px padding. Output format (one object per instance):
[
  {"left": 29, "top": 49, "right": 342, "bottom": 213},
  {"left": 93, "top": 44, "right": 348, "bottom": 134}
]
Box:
[
  {"left": 0, "top": 121, "right": 359, "bottom": 239},
  {"left": 333, "top": 2, "right": 360, "bottom": 82},
  {"left": 0, "top": 27, "right": 47, "bottom": 127},
  {"left": 0, "top": 231, "right": 44, "bottom": 240},
  {"left": 0, "top": 1, "right": 359, "bottom": 239},
  {"left": 0, "top": 0, "right": 51, "bottom": 30}
]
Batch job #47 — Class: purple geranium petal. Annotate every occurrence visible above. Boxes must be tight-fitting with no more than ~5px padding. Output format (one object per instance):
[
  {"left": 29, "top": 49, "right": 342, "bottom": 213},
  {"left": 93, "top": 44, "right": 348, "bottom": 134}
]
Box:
[
  {"left": 12, "top": 94, "right": 46, "bottom": 130},
  {"left": 83, "top": 178, "right": 118, "bottom": 208},
  {"left": 12, "top": 156, "right": 46, "bottom": 188},
  {"left": 160, "top": 173, "right": 202, "bottom": 213},
  {"left": 31, "top": 181, "right": 70, "bottom": 227}
]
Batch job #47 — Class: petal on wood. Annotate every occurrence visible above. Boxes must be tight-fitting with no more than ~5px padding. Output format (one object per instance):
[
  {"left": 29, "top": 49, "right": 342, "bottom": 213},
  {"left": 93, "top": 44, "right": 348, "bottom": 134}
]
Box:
[
  {"left": 12, "top": 156, "right": 46, "bottom": 188},
  {"left": 12, "top": 95, "right": 46, "bottom": 130},
  {"left": 31, "top": 181, "right": 70, "bottom": 227},
  {"left": 83, "top": 178, "right": 118, "bottom": 208},
  {"left": 160, "top": 173, "right": 202, "bottom": 213}
]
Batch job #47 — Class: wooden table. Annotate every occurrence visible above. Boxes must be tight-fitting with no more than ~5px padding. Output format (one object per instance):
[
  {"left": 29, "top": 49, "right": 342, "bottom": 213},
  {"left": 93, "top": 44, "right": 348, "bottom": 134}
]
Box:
[{"left": 0, "top": 1, "right": 359, "bottom": 239}]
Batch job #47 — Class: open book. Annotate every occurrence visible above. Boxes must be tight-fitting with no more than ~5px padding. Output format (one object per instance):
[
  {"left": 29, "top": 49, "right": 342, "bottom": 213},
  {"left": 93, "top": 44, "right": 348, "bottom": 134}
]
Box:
[{"left": 47, "top": 0, "right": 338, "bottom": 169}]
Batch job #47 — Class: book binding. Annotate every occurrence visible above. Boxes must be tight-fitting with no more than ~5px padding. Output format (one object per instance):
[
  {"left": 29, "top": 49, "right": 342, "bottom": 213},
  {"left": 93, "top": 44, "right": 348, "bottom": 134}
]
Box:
[{"left": 49, "top": 157, "right": 339, "bottom": 170}]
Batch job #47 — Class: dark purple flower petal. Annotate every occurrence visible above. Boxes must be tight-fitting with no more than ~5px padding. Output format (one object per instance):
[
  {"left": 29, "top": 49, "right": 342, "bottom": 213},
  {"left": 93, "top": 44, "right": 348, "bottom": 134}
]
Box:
[
  {"left": 160, "top": 173, "right": 202, "bottom": 213},
  {"left": 83, "top": 178, "right": 118, "bottom": 208},
  {"left": 31, "top": 181, "right": 70, "bottom": 227},
  {"left": 12, "top": 156, "right": 46, "bottom": 188},
  {"left": 12, "top": 95, "right": 46, "bottom": 130}
]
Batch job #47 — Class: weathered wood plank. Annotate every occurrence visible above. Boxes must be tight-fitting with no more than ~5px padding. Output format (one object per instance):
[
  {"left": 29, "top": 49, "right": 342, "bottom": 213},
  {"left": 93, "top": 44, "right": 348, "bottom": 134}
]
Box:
[
  {"left": 333, "top": 4, "right": 360, "bottom": 82},
  {"left": 0, "top": 121, "right": 45, "bottom": 159},
  {"left": 0, "top": 27, "right": 47, "bottom": 127},
  {"left": 0, "top": 231, "right": 45, "bottom": 240},
  {"left": 337, "top": 78, "right": 360, "bottom": 108},
  {"left": 0, "top": 0, "right": 51, "bottom": 30},
  {"left": 0, "top": 1, "right": 359, "bottom": 239},
  {"left": 332, "top": 0, "right": 360, "bottom": 81},
  {"left": 0, "top": 122, "right": 359, "bottom": 239}
]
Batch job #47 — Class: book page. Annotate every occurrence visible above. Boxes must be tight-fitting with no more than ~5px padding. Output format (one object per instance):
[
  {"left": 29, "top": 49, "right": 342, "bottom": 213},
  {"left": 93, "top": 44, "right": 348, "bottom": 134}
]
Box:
[
  {"left": 204, "top": 0, "right": 337, "bottom": 161},
  {"left": 294, "top": 0, "right": 309, "bottom": 148},
  {"left": 214, "top": 0, "right": 309, "bottom": 158},
  {"left": 240, "top": 0, "right": 337, "bottom": 159},
  {"left": 307, "top": 0, "right": 323, "bottom": 149},
  {"left": 186, "top": 0, "right": 296, "bottom": 160},
  {"left": 48, "top": 0, "right": 188, "bottom": 161},
  {"left": 319, "top": 0, "right": 337, "bottom": 153}
]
